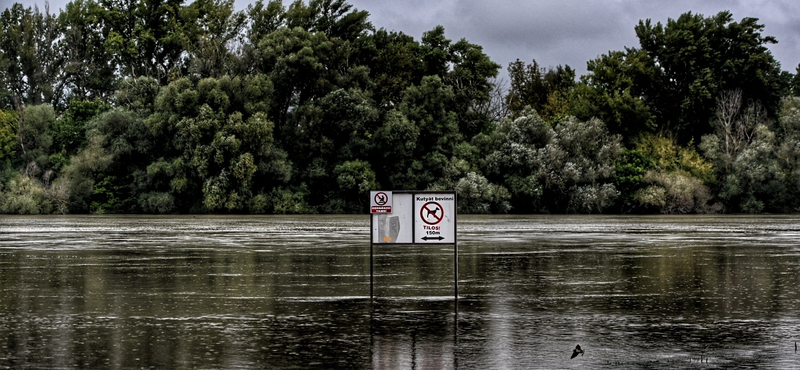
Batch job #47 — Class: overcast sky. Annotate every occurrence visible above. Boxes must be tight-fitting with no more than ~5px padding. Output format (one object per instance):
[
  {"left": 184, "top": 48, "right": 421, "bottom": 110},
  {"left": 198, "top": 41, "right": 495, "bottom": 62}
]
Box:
[{"left": 8, "top": 0, "right": 800, "bottom": 80}]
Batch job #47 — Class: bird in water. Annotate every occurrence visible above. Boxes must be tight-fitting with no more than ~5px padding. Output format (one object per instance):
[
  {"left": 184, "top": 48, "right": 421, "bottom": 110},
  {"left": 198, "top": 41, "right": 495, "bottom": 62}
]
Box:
[{"left": 571, "top": 345, "right": 584, "bottom": 359}]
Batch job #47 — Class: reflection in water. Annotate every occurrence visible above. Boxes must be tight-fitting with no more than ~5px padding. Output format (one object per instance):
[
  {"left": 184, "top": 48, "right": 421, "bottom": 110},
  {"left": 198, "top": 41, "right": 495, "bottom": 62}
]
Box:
[{"left": 1, "top": 215, "right": 800, "bottom": 369}]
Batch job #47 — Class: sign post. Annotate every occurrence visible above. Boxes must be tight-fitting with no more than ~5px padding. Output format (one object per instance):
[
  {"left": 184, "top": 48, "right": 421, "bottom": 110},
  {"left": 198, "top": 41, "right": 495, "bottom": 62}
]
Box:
[{"left": 369, "top": 190, "right": 458, "bottom": 305}]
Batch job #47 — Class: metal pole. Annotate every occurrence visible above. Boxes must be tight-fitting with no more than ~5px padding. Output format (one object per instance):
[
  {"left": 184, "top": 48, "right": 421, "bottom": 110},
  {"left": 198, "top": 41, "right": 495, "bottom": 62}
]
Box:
[
  {"left": 454, "top": 240, "right": 458, "bottom": 314},
  {"left": 454, "top": 192, "right": 458, "bottom": 314},
  {"left": 370, "top": 214, "right": 374, "bottom": 300}
]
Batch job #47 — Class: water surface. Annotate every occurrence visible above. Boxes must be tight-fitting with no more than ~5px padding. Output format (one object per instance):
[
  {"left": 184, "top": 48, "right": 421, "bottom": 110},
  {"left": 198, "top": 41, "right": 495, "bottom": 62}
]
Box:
[{"left": 1, "top": 215, "right": 800, "bottom": 369}]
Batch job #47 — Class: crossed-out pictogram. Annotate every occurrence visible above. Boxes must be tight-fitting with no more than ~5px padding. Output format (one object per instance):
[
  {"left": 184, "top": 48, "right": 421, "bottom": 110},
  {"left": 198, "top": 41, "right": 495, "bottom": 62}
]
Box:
[
  {"left": 374, "top": 192, "right": 389, "bottom": 206},
  {"left": 420, "top": 201, "right": 444, "bottom": 225}
]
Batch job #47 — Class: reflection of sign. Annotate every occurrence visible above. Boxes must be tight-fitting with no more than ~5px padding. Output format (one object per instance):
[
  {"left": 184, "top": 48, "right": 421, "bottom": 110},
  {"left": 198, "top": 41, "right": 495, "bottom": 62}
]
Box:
[
  {"left": 420, "top": 202, "right": 443, "bottom": 225},
  {"left": 370, "top": 191, "right": 392, "bottom": 213}
]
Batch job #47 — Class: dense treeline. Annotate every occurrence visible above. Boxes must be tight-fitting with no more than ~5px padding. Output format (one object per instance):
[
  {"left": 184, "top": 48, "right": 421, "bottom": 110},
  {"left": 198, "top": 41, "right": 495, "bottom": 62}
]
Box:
[{"left": 1, "top": 0, "right": 799, "bottom": 214}]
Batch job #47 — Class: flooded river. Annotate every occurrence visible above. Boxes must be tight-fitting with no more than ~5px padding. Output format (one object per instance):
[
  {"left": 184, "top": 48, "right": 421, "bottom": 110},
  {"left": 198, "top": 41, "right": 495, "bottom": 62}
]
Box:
[{"left": 1, "top": 215, "right": 800, "bottom": 369}]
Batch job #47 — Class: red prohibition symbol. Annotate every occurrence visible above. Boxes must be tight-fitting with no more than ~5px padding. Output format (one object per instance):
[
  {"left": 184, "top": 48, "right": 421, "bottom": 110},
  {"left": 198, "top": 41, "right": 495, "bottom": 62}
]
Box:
[
  {"left": 420, "top": 201, "right": 444, "bottom": 225},
  {"left": 374, "top": 192, "right": 389, "bottom": 206}
]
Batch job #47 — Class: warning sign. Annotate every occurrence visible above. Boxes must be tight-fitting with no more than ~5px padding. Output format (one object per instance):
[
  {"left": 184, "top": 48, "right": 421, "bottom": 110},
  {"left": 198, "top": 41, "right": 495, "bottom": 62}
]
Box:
[
  {"left": 370, "top": 191, "right": 392, "bottom": 213},
  {"left": 414, "top": 194, "right": 455, "bottom": 243},
  {"left": 419, "top": 201, "right": 444, "bottom": 225},
  {"left": 369, "top": 191, "right": 456, "bottom": 244}
]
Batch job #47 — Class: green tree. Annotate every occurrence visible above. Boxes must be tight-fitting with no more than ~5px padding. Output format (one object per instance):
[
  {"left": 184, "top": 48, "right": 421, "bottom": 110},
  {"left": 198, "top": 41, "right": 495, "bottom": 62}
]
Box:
[
  {"left": 0, "top": 109, "right": 18, "bottom": 162},
  {"left": 235, "top": 0, "right": 286, "bottom": 75},
  {"left": 331, "top": 159, "right": 377, "bottom": 213},
  {"left": 184, "top": 0, "right": 247, "bottom": 78},
  {"left": 288, "top": 88, "right": 378, "bottom": 210},
  {"left": 16, "top": 104, "right": 55, "bottom": 174},
  {"left": 506, "top": 59, "right": 575, "bottom": 121},
  {"left": 416, "top": 26, "right": 500, "bottom": 137},
  {"left": 775, "top": 96, "right": 800, "bottom": 211},
  {"left": 115, "top": 76, "right": 161, "bottom": 114},
  {"left": 100, "top": 0, "right": 193, "bottom": 84},
  {"left": 52, "top": 99, "right": 110, "bottom": 158},
  {"left": 612, "top": 149, "right": 654, "bottom": 212},
  {"left": 285, "top": 0, "right": 371, "bottom": 41},
  {"left": 636, "top": 133, "right": 717, "bottom": 213},
  {"left": 635, "top": 11, "right": 786, "bottom": 143},
  {"left": 0, "top": 3, "right": 65, "bottom": 109},
  {"left": 59, "top": 0, "right": 117, "bottom": 101},
  {"left": 572, "top": 49, "right": 656, "bottom": 143},
  {"left": 480, "top": 109, "right": 623, "bottom": 213},
  {"left": 396, "top": 75, "right": 461, "bottom": 190},
  {"left": 148, "top": 75, "right": 290, "bottom": 212},
  {"left": 84, "top": 108, "right": 152, "bottom": 213},
  {"left": 539, "top": 116, "right": 623, "bottom": 213},
  {"left": 371, "top": 109, "right": 419, "bottom": 190},
  {"left": 700, "top": 94, "right": 797, "bottom": 213},
  {"left": 53, "top": 134, "right": 112, "bottom": 213},
  {"left": 252, "top": 0, "right": 373, "bottom": 137},
  {"left": 454, "top": 172, "right": 510, "bottom": 214},
  {"left": 365, "top": 29, "right": 424, "bottom": 109}
]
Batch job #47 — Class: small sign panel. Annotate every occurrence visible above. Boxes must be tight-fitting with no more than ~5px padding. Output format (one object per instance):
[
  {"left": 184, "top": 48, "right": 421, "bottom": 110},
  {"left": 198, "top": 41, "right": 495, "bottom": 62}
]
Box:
[
  {"left": 372, "top": 193, "right": 413, "bottom": 243},
  {"left": 414, "top": 193, "right": 455, "bottom": 243},
  {"left": 370, "top": 191, "right": 392, "bottom": 213}
]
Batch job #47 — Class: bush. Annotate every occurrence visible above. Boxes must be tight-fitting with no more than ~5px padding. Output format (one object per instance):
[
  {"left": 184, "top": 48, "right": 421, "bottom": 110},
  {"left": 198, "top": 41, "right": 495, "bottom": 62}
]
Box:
[
  {"left": 455, "top": 172, "right": 511, "bottom": 214},
  {"left": 635, "top": 170, "right": 719, "bottom": 214},
  {"left": 138, "top": 192, "right": 176, "bottom": 214}
]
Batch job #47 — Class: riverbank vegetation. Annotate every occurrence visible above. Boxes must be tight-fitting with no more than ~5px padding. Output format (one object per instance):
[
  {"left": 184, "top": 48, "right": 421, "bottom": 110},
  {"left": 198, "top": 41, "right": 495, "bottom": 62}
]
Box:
[{"left": 1, "top": 0, "right": 799, "bottom": 214}]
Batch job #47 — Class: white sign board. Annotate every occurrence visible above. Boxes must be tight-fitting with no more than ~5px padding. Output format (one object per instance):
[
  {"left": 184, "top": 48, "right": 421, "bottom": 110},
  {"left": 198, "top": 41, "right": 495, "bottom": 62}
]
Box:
[
  {"left": 414, "top": 193, "right": 455, "bottom": 243},
  {"left": 371, "top": 193, "right": 413, "bottom": 243},
  {"left": 370, "top": 191, "right": 456, "bottom": 244}
]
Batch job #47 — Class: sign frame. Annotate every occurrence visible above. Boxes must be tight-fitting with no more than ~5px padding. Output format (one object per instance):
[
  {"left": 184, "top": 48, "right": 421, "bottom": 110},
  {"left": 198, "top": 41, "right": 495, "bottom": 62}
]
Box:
[{"left": 369, "top": 190, "right": 458, "bottom": 306}]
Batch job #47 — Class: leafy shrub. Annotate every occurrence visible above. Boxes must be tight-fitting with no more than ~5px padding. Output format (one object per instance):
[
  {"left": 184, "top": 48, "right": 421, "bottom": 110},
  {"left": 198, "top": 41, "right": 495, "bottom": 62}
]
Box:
[
  {"left": 138, "top": 192, "right": 175, "bottom": 214},
  {"left": 455, "top": 172, "right": 511, "bottom": 214}
]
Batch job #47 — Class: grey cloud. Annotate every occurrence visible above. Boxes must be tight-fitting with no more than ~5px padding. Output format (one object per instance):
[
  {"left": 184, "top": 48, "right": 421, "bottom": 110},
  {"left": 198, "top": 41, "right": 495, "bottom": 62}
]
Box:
[
  {"left": 347, "top": 0, "right": 800, "bottom": 76},
  {"left": 11, "top": 0, "right": 800, "bottom": 74}
]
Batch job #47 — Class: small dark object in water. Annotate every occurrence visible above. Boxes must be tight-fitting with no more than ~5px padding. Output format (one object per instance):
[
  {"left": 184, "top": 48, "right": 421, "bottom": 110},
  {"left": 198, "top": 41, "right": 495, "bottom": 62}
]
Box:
[{"left": 571, "top": 345, "right": 584, "bottom": 359}]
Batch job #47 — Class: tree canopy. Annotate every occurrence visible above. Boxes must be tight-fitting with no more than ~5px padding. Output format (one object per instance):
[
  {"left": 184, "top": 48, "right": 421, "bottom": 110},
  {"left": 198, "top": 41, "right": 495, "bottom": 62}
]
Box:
[{"left": 0, "top": 2, "right": 798, "bottom": 214}]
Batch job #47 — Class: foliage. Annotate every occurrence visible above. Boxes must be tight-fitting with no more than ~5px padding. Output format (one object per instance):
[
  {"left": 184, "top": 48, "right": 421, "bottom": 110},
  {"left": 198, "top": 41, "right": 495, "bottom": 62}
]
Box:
[
  {"left": 572, "top": 49, "right": 656, "bottom": 142},
  {"left": 17, "top": 104, "right": 56, "bottom": 173},
  {"left": 59, "top": 0, "right": 117, "bottom": 101},
  {"left": 331, "top": 159, "right": 377, "bottom": 213},
  {"left": 100, "top": 0, "right": 193, "bottom": 85},
  {"left": 634, "top": 170, "right": 717, "bottom": 214},
  {"left": 700, "top": 98, "right": 794, "bottom": 213},
  {"left": 0, "top": 109, "right": 18, "bottom": 161},
  {"left": 506, "top": 59, "right": 575, "bottom": 122},
  {"left": 0, "top": 173, "right": 46, "bottom": 214},
  {"left": 480, "top": 109, "right": 623, "bottom": 213},
  {"left": 631, "top": 133, "right": 718, "bottom": 213},
  {"left": 580, "top": 11, "right": 788, "bottom": 145},
  {"left": 1, "top": 1, "right": 798, "bottom": 214},
  {"left": 0, "top": 3, "right": 64, "bottom": 109},
  {"left": 612, "top": 149, "right": 654, "bottom": 212},
  {"left": 636, "top": 11, "right": 787, "bottom": 143},
  {"left": 148, "top": 75, "right": 290, "bottom": 212},
  {"left": 52, "top": 99, "right": 109, "bottom": 157},
  {"left": 455, "top": 172, "right": 510, "bottom": 214}
]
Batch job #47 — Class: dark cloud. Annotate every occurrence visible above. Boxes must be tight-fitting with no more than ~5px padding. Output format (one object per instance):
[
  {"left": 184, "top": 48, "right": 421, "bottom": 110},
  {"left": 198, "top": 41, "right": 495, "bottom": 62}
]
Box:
[
  {"left": 10, "top": 0, "right": 800, "bottom": 76},
  {"left": 344, "top": 0, "right": 800, "bottom": 77}
]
